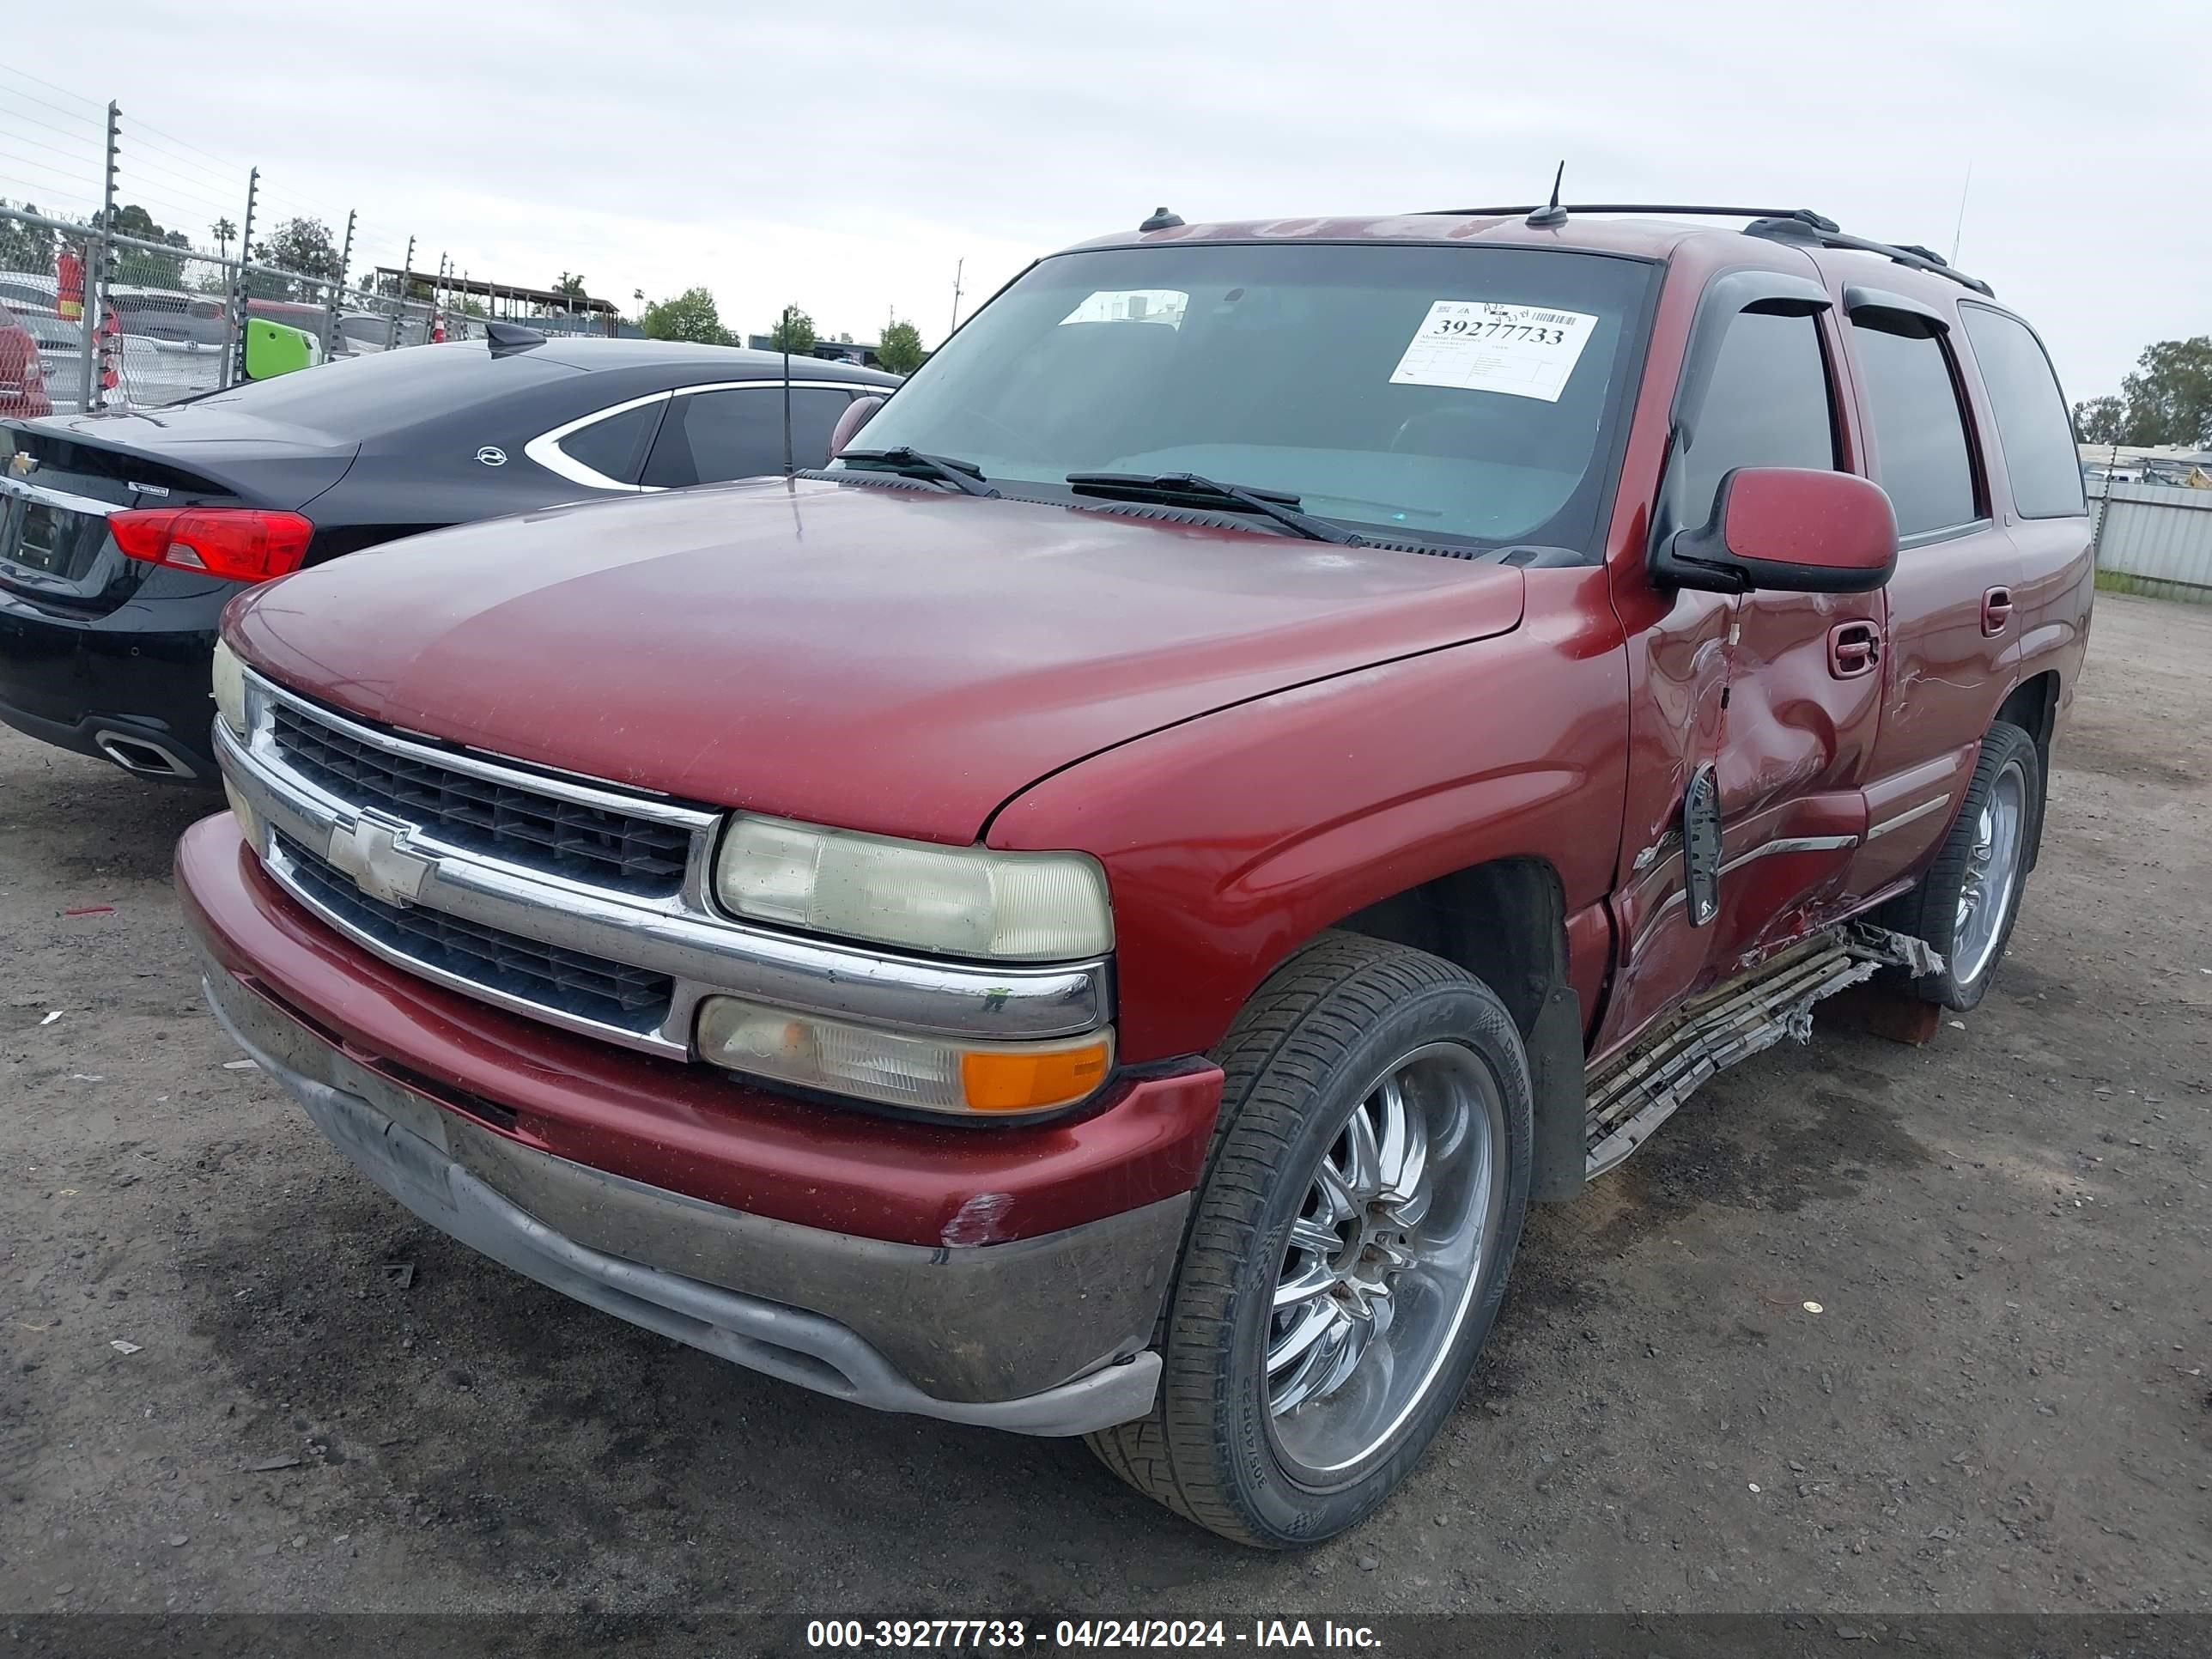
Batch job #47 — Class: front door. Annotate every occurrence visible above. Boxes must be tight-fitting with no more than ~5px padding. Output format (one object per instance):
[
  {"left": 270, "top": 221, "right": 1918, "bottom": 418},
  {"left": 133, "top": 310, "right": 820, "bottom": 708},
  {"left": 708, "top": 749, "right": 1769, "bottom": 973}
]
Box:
[
  {"left": 1693, "top": 305, "right": 1884, "bottom": 967},
  {"left": 1597, "top": 265, "right": 1883, "bottom": 1058}
]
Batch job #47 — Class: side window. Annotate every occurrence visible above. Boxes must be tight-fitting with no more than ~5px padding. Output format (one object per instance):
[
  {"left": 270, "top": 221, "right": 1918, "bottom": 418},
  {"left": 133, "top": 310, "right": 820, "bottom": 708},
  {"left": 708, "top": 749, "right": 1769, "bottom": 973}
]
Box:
[
  {"left": 1850, "top": 319, "right": 1980, "bottom": 538},
  {"left": 641, "top": 386, "right": 854, "bottom": 488},
  {"left": 556, "top": 400, "right": 662, "bottom": 487},
  {"left": 1677, "top": 308, "right": 1838, "bottom": 530},
  {"left": 1960, "top": 307, "right": 2087, "bottom": 519}
]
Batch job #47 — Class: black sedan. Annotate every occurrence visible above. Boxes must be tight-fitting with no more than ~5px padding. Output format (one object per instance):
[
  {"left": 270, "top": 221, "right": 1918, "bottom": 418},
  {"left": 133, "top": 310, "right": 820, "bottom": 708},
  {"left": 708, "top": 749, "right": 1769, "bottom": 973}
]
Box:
[{"left": 0, "top": 331, "right": 896, "bottom": 785}]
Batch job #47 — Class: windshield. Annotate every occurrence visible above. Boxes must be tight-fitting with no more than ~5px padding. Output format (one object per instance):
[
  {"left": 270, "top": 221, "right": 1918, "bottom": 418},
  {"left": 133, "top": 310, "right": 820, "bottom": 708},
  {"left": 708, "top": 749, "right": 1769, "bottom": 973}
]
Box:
[{"left": 845, "top": 241, "right": 1656, "bottom": 549}]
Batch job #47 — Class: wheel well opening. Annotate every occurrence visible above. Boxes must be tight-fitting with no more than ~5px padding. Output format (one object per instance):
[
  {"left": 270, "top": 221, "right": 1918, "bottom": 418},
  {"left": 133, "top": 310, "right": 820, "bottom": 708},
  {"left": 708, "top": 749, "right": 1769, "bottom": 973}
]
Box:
[
  {"left": 1996, "top": 672, "right": 2058, "bottom": 756},
  {"left": 1333, "top": 858, "right": 1567, "bottom": 1039},
  {"left": 1994, "top": 671, "right": 2059, "bottom": 870}
]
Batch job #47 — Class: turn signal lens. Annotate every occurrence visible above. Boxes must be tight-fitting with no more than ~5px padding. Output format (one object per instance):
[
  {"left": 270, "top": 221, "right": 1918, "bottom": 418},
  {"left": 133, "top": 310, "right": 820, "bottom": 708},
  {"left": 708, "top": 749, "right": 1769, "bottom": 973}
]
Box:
[
  {"left": 959, "top": 1042, "right": 1114, "bottom": 1113},
  {"left": 110, "top": 507, "right": 313, "bottom": 583},
  {"left": 696, "top": 995, "right": 1113, "bottom": 1117}
]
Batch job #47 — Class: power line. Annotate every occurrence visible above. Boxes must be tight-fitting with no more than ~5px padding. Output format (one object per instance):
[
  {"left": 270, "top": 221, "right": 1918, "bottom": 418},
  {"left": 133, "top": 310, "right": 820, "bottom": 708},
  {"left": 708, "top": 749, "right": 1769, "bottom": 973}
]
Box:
[
  {"left": 0, "top": 126, "right": 99, "bottom": 167},
  {"left": 0, "top": 98, "right": 103, "bottom": 149},
  {"left": 0, "top": 79, "right": 102, "bottom": 129},
  {"left": 0, "top": 64, "right": 104, "bottom": 113}
]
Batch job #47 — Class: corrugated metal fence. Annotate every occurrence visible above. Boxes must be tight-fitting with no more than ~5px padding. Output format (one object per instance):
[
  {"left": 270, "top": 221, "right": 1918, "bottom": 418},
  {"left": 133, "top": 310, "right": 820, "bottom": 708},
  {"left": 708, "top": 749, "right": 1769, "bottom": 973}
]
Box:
[{"left": 2087, "top": 478, "right": 2212, "bottom": 605}]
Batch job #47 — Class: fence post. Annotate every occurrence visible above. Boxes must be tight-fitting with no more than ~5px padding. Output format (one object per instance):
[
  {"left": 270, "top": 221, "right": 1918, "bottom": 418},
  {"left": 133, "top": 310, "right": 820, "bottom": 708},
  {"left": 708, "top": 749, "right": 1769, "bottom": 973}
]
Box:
[
  {"left": 76, "top": 100, "right": 119, "bottom": 413},
  {"left": 325, "top": 208, "right": 356, "bottom": 356},
  {"left": 388, "top": 234, "right": 415, "bottom": 350},
  {"left": 223, "top": 167, "right": 258, "bottom": 389}
]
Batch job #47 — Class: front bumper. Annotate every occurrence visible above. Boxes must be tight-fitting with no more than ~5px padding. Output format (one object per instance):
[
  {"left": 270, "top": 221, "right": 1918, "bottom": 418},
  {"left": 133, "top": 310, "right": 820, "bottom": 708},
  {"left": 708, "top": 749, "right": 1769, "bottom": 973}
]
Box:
[
  {"left": 202, "top": 955, "right": 1178, "bottom": 1435},
  {"left": 179, "top": 810, "right": 1224, "bottom": 1431}
]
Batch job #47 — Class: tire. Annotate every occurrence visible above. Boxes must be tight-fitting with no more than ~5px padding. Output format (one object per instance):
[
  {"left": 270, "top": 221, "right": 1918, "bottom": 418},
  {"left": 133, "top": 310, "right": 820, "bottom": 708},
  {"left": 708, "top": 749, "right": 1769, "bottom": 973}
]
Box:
[
  {"left": 1088, "top": 931, "right": 1533, "bottom": 1547},
  {"left": 1882, "top": 720, "right": 2041, "bottom": 1012}
]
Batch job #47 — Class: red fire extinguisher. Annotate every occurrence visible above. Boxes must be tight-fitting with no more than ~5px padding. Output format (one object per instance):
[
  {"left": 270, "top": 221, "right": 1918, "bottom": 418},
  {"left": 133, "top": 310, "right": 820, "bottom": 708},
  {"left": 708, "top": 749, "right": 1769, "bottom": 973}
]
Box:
[{"left": 57, "top": 246, "right": 85, "bottom": 322}]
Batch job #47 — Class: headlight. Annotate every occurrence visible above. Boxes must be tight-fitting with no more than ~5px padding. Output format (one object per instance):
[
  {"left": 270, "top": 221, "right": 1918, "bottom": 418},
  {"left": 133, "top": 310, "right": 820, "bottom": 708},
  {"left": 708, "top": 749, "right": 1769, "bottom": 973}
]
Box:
[
  {"left": 697, "top": 996, "right": 1113, "bottom": 1117},
  {"left": 210, "top": 638, "right": 247, "bottom": 736},
  {"left": 714, "top": 815, "right": 1111, "bottom": 961}
]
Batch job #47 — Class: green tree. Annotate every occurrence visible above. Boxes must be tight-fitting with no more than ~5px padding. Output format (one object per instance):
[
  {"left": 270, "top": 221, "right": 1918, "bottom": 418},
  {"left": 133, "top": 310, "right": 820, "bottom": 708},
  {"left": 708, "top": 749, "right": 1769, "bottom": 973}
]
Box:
[
  {"left": 2073, "top": 395, "right": 2127, "bottom": 447},
  {"left": 99, "top": 204, "right": 191, "bottom": 288},
  {"left": 248, "top": 216, "right": 340, "bottom": 299},
  {"left": 878, "top": 317, "right": 925, "bottom": 376},
  {"left": 210, "top": 217, "right": 236, "bottom": 262},
  {"left": 554, "top": 271, "right": 587, "bottom": 303},
  {"left": 2074, "top": 337, "right": 2212, "bottom": 450},
  {"left": 2118, "top": 337, "right": 2212, "bottom": 448},
  {"left": 641, "top": 286, "right": 730, "bottom": 344},
  {"left": 0, "top": 200, "right": 57, "bottom": 274},
  {"left": 768, "top": 304, "right": 816, "bottom": 354}
]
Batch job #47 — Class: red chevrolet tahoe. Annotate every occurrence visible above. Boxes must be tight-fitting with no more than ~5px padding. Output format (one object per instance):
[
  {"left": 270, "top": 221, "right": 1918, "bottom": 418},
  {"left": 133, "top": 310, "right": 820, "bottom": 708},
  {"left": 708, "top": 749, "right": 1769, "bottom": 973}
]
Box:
[{"left": 177, "top": 205, "right": 2092, "bottom": 1547}]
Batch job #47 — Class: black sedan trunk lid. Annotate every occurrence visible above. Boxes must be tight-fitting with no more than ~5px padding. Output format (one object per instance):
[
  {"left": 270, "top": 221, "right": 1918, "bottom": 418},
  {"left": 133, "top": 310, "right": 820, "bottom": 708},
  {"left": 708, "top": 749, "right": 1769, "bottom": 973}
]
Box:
[{"left": 0, "top": 413, "right": 356, "bottom": 613}]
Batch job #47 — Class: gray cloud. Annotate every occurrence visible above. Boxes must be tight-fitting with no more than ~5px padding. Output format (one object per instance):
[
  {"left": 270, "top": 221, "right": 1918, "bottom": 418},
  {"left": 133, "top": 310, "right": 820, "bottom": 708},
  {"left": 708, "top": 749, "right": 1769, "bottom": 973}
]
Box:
[{"left": 10, "top": 0, "right": 2205, "bottom": 394}]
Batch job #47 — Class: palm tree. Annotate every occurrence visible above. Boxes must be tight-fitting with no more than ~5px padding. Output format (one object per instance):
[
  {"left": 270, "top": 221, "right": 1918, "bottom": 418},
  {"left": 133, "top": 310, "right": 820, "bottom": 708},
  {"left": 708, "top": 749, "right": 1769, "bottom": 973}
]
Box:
[{"left": 211, "top": 217, "right": 236, "bottom": 262}]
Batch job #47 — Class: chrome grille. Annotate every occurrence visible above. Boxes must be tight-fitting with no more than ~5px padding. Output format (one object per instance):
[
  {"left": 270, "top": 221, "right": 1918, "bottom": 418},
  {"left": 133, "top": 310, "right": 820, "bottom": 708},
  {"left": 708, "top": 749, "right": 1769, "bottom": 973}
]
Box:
[
  {"left": 276, "top": 831, "right": 674, "bottom": 1034},
  {"left": 270, "top": 700, "right": 690, "bottom": 897}
]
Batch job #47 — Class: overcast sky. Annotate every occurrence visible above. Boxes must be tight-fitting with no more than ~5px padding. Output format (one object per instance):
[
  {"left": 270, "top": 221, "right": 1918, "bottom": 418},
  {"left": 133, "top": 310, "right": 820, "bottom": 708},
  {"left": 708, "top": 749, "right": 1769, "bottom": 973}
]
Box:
[{"left": 9, "top": 0, "right": 2206, "bottom": 398}]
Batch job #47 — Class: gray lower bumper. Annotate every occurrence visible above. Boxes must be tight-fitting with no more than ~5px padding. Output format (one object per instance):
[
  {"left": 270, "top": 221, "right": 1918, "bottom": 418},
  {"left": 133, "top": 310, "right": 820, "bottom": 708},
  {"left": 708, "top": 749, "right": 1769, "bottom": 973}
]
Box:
[{"left": 202, "top": 968, "right": 1176, "bottom": 1437}]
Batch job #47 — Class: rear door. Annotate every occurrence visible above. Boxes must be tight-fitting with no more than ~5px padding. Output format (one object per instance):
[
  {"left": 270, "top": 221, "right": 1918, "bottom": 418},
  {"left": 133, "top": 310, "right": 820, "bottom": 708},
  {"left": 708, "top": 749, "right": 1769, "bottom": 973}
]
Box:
[{"left": 1834, "top": 289, "right": 2017, "bottom": 896}]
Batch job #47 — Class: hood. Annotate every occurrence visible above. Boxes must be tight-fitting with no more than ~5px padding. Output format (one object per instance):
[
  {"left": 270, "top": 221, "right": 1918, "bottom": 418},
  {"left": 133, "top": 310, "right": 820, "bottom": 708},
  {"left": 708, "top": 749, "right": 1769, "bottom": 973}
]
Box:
[{"left": 230, "top": 479, "right": 1527, "bottom": 844}]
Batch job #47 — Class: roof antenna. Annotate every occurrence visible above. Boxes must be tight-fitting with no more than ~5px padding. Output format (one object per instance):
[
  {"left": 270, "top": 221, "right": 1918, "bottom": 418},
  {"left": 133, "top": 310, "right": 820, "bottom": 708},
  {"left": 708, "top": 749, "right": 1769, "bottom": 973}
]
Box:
[
  {"left": 1139, "top": 205, "right": 1184, "bottom": 232},
  {"left": 1525, "top": 162, "right": 1568, "bottom": 229}
]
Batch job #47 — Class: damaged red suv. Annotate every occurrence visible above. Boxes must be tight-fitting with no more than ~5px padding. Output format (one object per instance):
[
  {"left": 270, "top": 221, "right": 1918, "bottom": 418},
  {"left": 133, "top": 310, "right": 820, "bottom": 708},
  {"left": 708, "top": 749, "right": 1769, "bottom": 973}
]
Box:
[{"left": 179, "top": 205, "right": 2091, "bottom": 1546}]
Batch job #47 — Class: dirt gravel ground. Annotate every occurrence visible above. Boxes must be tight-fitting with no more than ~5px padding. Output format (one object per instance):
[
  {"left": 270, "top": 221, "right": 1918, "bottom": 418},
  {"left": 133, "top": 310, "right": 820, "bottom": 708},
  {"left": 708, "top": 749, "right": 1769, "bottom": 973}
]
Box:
[{"left": 1, "top": 593, "right": 2207, "bottom": 1631}]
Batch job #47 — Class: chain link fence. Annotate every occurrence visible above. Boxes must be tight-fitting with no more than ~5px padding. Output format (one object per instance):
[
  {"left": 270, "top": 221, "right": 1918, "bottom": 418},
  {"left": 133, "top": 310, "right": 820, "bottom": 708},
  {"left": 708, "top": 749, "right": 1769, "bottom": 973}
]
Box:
[{"left": 0, "top": 78, "right": 613, "bottom": 416}]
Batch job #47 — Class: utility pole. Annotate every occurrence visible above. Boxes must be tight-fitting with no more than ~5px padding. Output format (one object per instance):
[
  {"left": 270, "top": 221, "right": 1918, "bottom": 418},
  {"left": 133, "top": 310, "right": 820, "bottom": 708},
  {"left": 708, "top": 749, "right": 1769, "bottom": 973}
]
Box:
[
  {"left": 948, "top": 258, "right": 964, "bottom": 337},
  {"left": 224, "top": 167, "right": 258, "bottom": 388},
  {"left": 78, "top": 100, "right": 118, "bottom": 412}
]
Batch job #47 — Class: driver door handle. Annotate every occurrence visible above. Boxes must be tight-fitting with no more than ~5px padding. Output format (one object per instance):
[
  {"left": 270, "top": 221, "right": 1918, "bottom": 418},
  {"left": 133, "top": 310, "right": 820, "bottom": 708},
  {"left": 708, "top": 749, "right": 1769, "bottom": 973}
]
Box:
[{"left": 1829, "top": 619, "right": 1881, "bottom": 679}]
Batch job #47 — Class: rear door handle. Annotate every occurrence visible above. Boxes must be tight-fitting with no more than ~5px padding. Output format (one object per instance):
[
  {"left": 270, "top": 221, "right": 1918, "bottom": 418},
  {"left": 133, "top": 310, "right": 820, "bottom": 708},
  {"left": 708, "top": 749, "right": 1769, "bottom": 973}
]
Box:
[
  {"left": 1829, "top": 619, "right": 1881, "bottom": 679},
  {"left": 1982, "top": 586, "right": 2014, "bottom": 635}
]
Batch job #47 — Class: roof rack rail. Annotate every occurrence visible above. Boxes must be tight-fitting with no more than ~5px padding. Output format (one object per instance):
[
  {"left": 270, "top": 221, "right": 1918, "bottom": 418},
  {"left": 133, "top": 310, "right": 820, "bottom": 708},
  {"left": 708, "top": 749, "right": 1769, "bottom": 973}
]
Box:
[
  {"left": 1740, "top": 217, "right": 1995, "bottom": 297},
  {"left": 1415, "top": 203, "right": 1994, "bottom": 297},
  {"left": 1423, "top": 204, "right": 1840, "bottom": 232}
]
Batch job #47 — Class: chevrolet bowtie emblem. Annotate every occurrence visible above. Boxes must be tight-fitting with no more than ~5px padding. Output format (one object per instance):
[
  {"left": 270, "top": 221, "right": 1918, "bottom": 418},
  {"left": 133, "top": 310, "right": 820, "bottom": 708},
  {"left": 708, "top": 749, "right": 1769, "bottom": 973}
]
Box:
[
  {"left": 327, "top": 811, "right": 433, "bottom": 906},
  {"left": 6, "top": 453, "right": 33, "bottom": 478}
]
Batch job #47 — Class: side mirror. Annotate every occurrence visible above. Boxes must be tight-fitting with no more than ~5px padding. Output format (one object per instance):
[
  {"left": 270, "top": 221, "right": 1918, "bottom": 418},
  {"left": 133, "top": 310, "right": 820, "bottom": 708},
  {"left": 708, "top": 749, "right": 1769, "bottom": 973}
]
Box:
[
  {"left": 1654, "top": 466, "right": 1896, "bottom": 594},
  {"left": 828, "top": 395, "right": 884, "bottom": 458},
  {"left": 243, "top": 318, "right": 324, "bottom": 382}
]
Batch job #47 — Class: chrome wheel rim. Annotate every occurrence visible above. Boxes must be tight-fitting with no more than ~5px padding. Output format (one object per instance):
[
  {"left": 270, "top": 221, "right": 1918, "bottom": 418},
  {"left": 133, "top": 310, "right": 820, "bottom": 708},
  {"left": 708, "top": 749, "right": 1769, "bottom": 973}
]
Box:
[
  {"left": 1264, "top": 1041, "right": 1507, "bottom": 1486},
  {"left": 1953, "top": 758, "right": 2027, "bottom": 987}
]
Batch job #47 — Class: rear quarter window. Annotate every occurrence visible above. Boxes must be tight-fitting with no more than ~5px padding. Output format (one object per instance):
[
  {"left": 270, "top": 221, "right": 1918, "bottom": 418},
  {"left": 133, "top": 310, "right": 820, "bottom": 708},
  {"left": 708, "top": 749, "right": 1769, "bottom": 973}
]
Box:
[{"left": 1960, "top": 306, "right": 2087, "bottom": 519}]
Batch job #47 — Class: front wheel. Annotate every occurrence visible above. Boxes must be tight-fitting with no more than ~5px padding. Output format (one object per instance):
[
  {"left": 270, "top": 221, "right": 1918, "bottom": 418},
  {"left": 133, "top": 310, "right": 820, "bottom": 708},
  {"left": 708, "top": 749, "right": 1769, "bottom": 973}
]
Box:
[{"left": 1088, "top": 933, "right": 1532, "bottom": 1547}]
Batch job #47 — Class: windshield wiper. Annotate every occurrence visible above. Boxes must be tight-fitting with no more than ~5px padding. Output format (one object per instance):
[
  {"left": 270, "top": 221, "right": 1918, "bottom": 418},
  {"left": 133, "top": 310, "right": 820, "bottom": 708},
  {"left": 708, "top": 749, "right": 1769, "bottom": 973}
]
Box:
[
  {"left": 838, "top": 447, "right": 999, "bottom": 498},
  {"left": 1064, "top": 471, "right": 1364, "bottom": 545}
]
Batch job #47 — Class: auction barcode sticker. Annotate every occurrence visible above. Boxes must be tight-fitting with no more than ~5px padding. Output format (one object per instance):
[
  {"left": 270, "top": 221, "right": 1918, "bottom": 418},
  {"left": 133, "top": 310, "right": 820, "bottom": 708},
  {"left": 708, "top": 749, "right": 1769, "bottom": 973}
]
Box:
[{"left": 1389, "top": 301, "right": 1599, "bottom": 402}]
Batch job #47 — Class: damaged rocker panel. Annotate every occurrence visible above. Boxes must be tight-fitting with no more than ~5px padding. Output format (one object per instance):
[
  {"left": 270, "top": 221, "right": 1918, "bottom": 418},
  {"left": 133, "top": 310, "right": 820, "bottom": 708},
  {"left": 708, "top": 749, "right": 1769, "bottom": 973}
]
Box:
[{"left": 1583, "top": 923, "right": 1942, "bottom": 1180}]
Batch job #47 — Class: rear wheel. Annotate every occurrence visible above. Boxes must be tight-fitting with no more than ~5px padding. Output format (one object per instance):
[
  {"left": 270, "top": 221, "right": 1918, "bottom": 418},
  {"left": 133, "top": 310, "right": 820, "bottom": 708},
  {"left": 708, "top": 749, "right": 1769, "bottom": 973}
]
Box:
[
  {"left": 1884, "top": 720, "right": 2040, "bottom": 1011},
  {"left": 1088, "top": 933, "right": 1532, "bottom": 1547}
]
